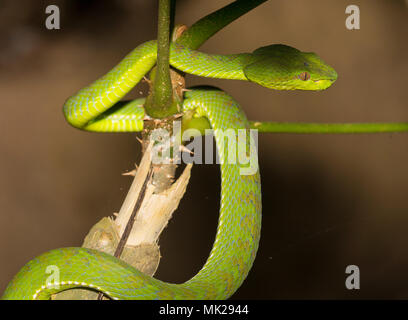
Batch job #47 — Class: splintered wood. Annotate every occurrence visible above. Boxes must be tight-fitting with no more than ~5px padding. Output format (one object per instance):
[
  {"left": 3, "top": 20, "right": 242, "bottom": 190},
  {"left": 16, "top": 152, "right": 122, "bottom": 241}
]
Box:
[{"left": 54, "top": 142, "right": 192, "bottom": 300}]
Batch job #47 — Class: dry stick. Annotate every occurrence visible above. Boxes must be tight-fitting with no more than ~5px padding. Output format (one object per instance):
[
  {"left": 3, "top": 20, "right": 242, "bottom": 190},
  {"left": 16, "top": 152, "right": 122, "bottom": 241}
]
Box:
[
  {"left": 97, "top": 164, "right": 153, "bottom": 300},
  {"left": 114, "top": 166, "right": 153, "bottom": 258}
]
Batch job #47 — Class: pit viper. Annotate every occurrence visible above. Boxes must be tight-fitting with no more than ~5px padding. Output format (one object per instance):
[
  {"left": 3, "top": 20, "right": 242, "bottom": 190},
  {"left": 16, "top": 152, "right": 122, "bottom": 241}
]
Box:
[{"left": 2, "top": 0, "right": 337, "bottom": 300}]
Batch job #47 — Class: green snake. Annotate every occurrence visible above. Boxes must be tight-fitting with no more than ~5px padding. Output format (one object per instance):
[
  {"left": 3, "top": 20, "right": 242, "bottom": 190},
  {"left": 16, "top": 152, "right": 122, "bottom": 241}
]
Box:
[{"left": 2, "top": 0, "right": 337, "bottom": 300}]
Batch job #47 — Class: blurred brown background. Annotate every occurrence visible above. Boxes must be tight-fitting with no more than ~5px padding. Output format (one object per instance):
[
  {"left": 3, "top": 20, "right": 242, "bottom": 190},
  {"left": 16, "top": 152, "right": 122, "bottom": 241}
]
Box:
[{"left": 1, "top": 0, "right": 407, "bottom": 299}]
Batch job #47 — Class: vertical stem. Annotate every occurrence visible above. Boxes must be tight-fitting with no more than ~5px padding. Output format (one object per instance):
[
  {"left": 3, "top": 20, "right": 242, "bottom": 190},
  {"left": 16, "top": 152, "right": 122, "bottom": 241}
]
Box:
[
  {"left": 156, "top": 0, "right": 171, "bottom": 104},
  {"left": 145, "top": 0, "right": 177, "bottom": 118}
]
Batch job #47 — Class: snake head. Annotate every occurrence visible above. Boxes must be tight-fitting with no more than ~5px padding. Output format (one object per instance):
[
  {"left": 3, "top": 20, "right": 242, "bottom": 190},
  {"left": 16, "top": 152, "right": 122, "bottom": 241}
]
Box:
[{"left": 244, "top": 44, "right": 338, "bottom": 91}]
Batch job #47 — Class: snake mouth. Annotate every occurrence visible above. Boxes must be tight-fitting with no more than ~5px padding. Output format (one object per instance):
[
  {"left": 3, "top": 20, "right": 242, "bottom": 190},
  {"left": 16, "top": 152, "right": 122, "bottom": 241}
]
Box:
[
  {"left": 313, "top": 79, "right": 335, "bottom": 84},
  {"left": 311, "top": 79, "right": 336, "bottom": 90}
]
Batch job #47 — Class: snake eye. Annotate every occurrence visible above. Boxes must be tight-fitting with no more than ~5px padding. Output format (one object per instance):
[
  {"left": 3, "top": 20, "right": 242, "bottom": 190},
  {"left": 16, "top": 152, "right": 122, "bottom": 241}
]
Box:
[{"left": 298, "top": 72, "right": 310, "bottom": 81}]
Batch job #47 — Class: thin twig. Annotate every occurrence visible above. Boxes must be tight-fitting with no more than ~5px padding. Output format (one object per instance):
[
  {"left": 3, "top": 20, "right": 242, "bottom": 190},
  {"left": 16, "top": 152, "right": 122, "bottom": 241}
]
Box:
[{"left": 250, "top": 121, "right": 408, "bottom": 134}]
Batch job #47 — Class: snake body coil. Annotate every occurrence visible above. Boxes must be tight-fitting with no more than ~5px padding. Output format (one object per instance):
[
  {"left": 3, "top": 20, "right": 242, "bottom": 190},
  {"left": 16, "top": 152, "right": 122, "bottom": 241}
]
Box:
[{"left": 2, "top": 3, "right": 336, "bottom": 300}]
